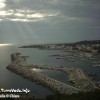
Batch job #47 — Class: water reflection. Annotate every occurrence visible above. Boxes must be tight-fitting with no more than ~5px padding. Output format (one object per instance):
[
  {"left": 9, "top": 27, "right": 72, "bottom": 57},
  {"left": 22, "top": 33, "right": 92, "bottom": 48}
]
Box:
[
  {"left": 31, "top": 68, "right": 42, "bottom": 72},
  {"left": 0, "top": 44, "right": 12, "bottom": 46}
]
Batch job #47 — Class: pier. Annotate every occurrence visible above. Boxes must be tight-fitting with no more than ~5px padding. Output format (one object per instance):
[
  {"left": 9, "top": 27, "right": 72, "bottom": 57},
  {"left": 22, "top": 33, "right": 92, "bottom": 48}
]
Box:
[
  {"left": 20, "top": 65, "right": 95, "bottom": 91},
  {"left": 7, "top": 64, "right": 80, "bottom": 94},
  {"left": 7, "top": 53, "right": 97, "bottom": 95}
]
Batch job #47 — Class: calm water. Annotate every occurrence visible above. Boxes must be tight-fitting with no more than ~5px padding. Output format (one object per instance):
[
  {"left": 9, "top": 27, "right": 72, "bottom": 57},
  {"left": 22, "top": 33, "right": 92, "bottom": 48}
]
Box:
[{"left": 0, "top": 45, "right": 100, "bottom": 97}]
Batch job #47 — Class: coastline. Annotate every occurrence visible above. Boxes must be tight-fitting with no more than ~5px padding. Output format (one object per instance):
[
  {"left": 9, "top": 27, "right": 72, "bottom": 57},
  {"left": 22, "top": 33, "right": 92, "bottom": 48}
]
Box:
[{"left": 7, "top": 53, "right": 99, "bottom": 97}]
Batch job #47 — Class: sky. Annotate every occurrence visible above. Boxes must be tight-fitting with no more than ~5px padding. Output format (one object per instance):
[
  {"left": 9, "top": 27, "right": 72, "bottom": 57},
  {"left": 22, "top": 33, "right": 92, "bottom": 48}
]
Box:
[{"left": 0, "top": 0, "right": 100, "bottom": 44}]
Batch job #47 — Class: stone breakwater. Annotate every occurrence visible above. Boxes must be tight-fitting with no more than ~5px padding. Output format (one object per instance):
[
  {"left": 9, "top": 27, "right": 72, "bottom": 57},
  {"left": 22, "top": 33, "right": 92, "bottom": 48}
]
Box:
[
  {"left": 7, "top": 64, "right": 80, "bottom": 94},
  {"left": 23, "top": 65, "right": 96, "bottom": 91},
  {"left": 7, "top": 53, "right": 97, "bottom": 95}
]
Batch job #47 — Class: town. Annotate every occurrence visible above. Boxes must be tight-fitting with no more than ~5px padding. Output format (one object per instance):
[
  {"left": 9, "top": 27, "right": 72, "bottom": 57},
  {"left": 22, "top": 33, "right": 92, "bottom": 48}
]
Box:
[{"left": 20, "top": 40, "right": 100, "bottom": 67}]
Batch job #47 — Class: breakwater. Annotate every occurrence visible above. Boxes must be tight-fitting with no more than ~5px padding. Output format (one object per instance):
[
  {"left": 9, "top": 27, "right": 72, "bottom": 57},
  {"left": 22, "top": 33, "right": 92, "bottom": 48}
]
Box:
[
  {"left": 7, "top": 53, "right": 97, "bottom": 95},
  {"left": 21, "top": 65, "right": 96, "bottom": 91},
  {"left": 7, "top": 64, "right": 80, "bottom": 94}
]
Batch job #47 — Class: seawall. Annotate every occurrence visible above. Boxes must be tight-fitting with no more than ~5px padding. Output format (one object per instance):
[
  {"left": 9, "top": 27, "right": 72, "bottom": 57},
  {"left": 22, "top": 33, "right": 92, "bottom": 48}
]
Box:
[{"left": 7, "top": 64, "right": 80, "bottom": 95}]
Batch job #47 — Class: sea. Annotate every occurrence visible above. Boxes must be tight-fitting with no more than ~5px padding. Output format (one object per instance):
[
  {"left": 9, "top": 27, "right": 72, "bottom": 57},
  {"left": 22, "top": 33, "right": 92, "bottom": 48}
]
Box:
[{"left": 0, "top": 44, "right": 100, "bottom": 97}]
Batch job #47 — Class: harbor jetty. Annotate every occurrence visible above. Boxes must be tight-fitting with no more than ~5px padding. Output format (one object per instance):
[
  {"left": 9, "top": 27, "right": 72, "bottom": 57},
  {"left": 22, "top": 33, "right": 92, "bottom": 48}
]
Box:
[
  {"left": 21, "top": 65, "right": 96, "bottom": 91},
  {"left": 7, "top": 53, "right": 97, "bottom": 95}
]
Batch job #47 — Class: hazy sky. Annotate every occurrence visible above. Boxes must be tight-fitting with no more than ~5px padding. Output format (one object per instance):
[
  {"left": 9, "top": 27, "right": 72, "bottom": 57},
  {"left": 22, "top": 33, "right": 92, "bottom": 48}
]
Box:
[{"left": 0, "top": 0, "right": 100, "bottom": 44}]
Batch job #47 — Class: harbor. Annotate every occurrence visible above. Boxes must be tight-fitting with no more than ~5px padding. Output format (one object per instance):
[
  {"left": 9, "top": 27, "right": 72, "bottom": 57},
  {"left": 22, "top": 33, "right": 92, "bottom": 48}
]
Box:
[{"left": 7, "top": 53, "right": 98, "bottom": 96}]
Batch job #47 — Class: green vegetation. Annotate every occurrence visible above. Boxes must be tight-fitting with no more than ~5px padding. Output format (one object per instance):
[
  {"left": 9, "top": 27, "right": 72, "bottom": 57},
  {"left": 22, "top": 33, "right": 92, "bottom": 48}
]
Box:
[
  {"left": 45, "top": 89, "right": 100, "bottom": 100},
  {"left": 75, "top": 40, "right": 100, "bottom": 45}
]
